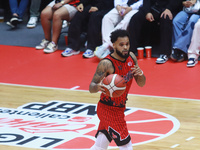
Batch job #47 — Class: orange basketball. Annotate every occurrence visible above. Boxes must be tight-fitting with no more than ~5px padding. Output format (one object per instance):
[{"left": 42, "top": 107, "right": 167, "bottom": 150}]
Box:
[{"left": 102, "top": 74, "right": 126, "bottom": 97}]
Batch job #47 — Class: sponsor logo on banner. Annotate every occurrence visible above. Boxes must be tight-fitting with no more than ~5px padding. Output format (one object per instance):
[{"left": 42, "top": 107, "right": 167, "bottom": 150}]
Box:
[{"left": 0, "top": 101, "right": 180, "bottom": 149}]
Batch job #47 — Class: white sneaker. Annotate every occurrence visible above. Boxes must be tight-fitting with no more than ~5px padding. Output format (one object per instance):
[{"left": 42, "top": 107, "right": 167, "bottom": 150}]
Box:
[
  {"left": 82, "top": 49, "right": 94, "bottom": 58},
  {"left": 94, "top": 43, "right": 109, "bottom": 59},
  {"left": 61, "top": 48, "right": 80, "bottom": 57},
  {"left": 100, "top": 49, "right": 111, "bottom": 59},
  {"left": 10, "top": 15, "right": 19, "bottom": 25},
  {"left": 62, "top": 20, "right": 68, "bottom": 28},
  {"left": 187, "top": 58, "right": 198, "bottom": 67},
  {"left": 27, "top": 17, "right": 38, "bottom": 28},
  {"left": 6, "top": 15, "right": 19, "bottom": 28},
  {"left": 43, "top": 42, "right": 58, "bottom": 53},
  {"left": 35, "top": 39, "right": 50, "bottom": 50},
  {"left": 156, "top": 55, "right": 168, "bottom": 64},
  {"left": 6, "top": 21, "right": 16, "bottom": 28}
]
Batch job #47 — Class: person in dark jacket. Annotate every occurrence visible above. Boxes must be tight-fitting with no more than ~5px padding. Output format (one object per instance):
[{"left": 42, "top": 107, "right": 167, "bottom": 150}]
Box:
[
  {"left": 61, "top": 0, "right": 114, "bottom": 58},
  {"left": 128, "top": 0, "right": 182, "bottom": 64}
]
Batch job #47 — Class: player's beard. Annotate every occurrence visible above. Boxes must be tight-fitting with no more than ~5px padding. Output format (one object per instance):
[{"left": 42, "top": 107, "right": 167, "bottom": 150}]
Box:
[{"left": 116, "top": 48, "right": 130, "bottom": 59}]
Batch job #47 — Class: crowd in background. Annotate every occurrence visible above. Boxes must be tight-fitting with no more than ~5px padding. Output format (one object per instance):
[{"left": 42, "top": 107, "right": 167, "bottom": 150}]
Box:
[{"left": 0, "top": 0, "right": 200, "bottom": 67}]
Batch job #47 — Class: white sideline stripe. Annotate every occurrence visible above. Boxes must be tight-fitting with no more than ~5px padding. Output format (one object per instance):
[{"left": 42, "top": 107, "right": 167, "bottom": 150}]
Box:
[
  {"left": 128, "top": 93, "right": 200, "bottom": 101},
  {"left": 0, "top": 82, "right": 200, "bottom": 102},
  {"left": 70, "top": 86, "right": 80, "bottom": 90},
  {"left": 170, "top": 144, "right": 179, "bottom": 148},
  {"left": 0, "top": 82, "right": 84, "bottom": 91}
]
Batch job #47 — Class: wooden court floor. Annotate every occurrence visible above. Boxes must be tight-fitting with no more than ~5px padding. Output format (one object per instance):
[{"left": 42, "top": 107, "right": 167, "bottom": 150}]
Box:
[{"left": 0, "top": 84, "right": 200, "bottom": 150}]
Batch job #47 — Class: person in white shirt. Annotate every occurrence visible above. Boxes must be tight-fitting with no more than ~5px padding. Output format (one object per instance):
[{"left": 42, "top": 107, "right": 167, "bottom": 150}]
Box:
[
  {"left": 94, "top": 0, "right": 143, "bottom": 59},
  {"left": 187, "top": 19, "right": 200, "bottom": 67}
]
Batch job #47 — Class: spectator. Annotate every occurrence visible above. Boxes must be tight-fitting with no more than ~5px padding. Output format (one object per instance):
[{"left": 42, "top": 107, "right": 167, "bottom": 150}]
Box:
[
  {"left": 35, "top": 0, "right": 80, "bottom": 54},
  {"left": 171, "top": 0, "right": 200, "bottom": 62},
  {"left": 187, "top": 19, "right": 200, "bottom": 67},
  {"left": 128, "top": 0, "right": 182, "bottom": 64},
  {"left": 82, "top": 0, "right": 114, "bottom": 58},
  {"left": 61, "top": 0, "right": 113, "bottom": 58},
  {"left": 6, "top": 0, "right": 29, "bottom": 28},
  {"left": 27, "top": 0, "right": 41, "bottom": 28},
  {"left": 94, "top": 0, "right": 143, "bottom": 59}
]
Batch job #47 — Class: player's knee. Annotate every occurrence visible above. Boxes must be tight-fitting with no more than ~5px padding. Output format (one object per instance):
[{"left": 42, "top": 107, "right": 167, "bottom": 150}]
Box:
[{"left": 90, "top": 145, "right": 107, "bottom": 150}]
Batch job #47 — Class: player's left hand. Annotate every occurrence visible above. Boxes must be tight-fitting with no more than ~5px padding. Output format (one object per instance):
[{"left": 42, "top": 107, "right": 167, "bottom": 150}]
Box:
[
  {"left": 131, "top": 65, "right": 143, "bottom": 76},
  {"left": 99, "top": 84, "right": 106, "bottom": 94}
]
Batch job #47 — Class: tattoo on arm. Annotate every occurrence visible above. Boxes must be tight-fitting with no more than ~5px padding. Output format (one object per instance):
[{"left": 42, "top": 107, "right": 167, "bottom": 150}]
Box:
[
  {"left": 92, "top": 60, "right": 113, "bottom": 83},
  {"left": 130, "top": 52, "right": 138, "bottom": 66}
]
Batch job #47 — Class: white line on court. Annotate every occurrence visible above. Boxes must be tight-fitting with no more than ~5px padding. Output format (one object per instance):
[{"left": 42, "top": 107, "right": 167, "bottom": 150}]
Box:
[
  {"left": 0, "top": 82, "right": 200, "bottom": 102},
  {"left": 70, "top": 86, "right": 80, "bottom": 90}
]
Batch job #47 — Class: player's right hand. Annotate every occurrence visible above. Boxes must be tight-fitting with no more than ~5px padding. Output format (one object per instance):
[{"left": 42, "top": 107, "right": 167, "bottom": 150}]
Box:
[{"left": 99, "top": 84, "right": 106, "bottom": 94}]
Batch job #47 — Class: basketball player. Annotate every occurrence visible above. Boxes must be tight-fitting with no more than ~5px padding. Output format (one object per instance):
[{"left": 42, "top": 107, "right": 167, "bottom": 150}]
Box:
[{"left": 89, "top": 29, "right": 146, "bottom": 150}]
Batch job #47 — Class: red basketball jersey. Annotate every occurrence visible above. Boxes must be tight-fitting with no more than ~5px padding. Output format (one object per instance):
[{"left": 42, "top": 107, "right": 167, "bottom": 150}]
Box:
[{"left": 100, "top": 54, "right": 135, "bottom": 107}]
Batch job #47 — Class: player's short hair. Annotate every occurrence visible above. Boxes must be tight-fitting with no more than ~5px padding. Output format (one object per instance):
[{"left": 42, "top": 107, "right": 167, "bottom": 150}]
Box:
[{"left": 110, "top": 29, "right": 130, "bottom": 43}]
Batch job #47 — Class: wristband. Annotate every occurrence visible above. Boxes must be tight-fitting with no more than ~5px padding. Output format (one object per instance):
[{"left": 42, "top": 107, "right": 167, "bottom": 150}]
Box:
[{"left": 138, "top": 70, "right": 143, "bottom": 76}]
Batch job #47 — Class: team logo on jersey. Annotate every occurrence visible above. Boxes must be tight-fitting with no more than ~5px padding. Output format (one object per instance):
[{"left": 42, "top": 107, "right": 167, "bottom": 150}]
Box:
[
  {"left": 127, "top": 61, "right": 132, "bottom": 66},
  {"left": 0, "top": 101, "right": 180, "bottom": 150}
]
